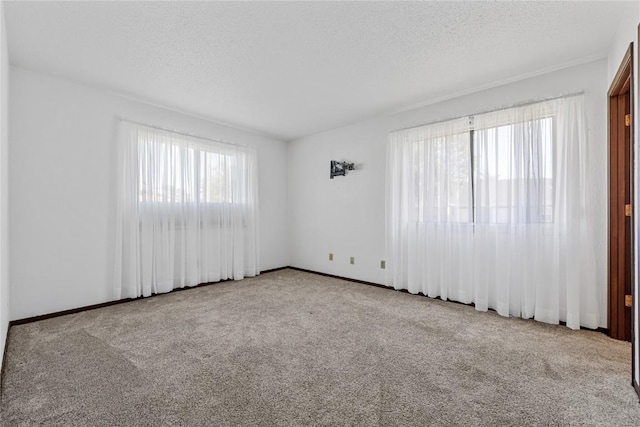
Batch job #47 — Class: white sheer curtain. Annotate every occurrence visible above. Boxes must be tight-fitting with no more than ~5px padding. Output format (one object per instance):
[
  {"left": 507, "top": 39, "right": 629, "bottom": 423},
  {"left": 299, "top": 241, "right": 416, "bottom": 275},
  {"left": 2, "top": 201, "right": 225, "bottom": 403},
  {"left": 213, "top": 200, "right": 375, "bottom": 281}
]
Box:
[
  {"left": 114, "top": 121, "right": 259, "bottom": 299},
  {"left": 386, "top": 95, "right": 599, "bottom": 329}
]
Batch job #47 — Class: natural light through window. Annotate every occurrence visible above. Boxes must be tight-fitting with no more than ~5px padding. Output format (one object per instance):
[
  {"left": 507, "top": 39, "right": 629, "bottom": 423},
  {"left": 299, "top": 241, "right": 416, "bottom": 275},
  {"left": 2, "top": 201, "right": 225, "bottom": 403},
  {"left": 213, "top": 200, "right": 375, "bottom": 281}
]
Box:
[
  {"left": 115, "top": 121, "right": 260, "bottom": 299},
  {"left": 407, "top": 116, "right": 554, "bottom": 225},
  {"left": 137, "top": 139, "right": 236, "bottom": 204},
  {"left": 386, "top": 95, "right": 598, "bottom": 331},
  {"left": 474, "top": 116, "right": 554, "bottom": 224}
]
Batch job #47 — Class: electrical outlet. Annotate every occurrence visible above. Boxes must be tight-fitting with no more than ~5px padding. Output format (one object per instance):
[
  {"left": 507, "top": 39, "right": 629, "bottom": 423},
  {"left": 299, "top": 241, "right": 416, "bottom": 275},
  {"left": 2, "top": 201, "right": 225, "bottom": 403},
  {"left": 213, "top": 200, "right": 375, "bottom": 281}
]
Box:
[
  {"left": 380, "top": 260, "right": 386, "bottom": 269},
  {"left": 329, "top": 253, "right": 333, "bottom": 261},
  {"left": 350, "top": 257, "right": 355, "bottom": 265}
]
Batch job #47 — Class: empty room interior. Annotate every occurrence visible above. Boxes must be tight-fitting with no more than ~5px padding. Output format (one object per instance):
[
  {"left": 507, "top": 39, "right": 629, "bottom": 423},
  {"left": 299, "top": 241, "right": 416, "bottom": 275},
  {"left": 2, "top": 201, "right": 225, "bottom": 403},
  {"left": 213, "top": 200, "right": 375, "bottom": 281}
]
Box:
[{"left": 2, "top": 0, "right": 640, "bottom": 425}]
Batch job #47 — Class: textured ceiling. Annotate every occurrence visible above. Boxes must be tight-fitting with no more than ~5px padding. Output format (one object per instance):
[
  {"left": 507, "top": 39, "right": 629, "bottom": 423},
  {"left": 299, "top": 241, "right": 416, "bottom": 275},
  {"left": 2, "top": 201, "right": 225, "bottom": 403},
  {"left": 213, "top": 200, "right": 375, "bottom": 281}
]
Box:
[{"left": 3, "top": 1, "right": 635, "bottom": 141}]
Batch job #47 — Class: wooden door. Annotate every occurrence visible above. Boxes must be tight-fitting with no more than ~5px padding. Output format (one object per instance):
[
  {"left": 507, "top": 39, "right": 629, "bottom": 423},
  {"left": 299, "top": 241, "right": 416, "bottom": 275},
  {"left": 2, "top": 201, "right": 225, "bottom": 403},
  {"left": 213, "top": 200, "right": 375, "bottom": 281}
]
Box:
[{"left": 609, "top": 44, "right": 634, "bottom": 343}]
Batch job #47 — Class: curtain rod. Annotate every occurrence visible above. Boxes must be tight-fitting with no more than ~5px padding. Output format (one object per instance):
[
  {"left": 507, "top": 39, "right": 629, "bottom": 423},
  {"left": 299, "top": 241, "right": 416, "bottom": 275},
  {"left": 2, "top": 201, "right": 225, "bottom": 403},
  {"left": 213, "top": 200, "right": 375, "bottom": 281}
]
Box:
[
  {"left": 117, "top": 117, "right": 254, "bottom": 150},
  {"left": 389, "top": 91, "right": 585, "bottom": 134}
]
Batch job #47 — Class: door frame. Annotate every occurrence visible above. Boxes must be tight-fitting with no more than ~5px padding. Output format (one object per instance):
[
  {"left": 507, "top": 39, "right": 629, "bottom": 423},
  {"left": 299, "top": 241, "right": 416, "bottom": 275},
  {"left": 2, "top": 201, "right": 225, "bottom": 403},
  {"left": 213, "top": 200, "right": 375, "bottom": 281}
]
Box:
[
  {"left": 635, "top": 24, "right": 640, "bottom": 400},
  {"left": 608, "top": 42, "right": 634, "bottom": 344}
]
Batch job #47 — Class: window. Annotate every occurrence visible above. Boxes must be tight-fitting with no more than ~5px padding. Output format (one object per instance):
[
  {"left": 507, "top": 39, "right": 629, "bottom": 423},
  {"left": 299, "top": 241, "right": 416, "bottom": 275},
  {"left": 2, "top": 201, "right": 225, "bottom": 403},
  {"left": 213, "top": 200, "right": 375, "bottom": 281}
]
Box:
[
  {"left": 137, "top": 137, "right": 242, "bottom": 205},
  {"left": 473, "top": 116, "right": 554, "bottom": 224},
  {"left": 396, "top": 112, "right": 555, "bottom": 225},
  {"left": 412, "top": 128, "right": 472, "bottom": 223},
  {"left": 386, "top": 95, "right": 600, "bottom": 330},
  {"left": 115, "top": 121, "right": 259, "bottom": 299}
]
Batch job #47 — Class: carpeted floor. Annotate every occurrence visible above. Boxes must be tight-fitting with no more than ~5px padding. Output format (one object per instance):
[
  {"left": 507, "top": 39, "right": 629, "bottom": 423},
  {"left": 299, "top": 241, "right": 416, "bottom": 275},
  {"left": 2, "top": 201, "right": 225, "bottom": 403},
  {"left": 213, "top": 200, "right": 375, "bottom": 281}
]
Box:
[{"left": 1, "top": 268, "right": 639, "bottom": 426}]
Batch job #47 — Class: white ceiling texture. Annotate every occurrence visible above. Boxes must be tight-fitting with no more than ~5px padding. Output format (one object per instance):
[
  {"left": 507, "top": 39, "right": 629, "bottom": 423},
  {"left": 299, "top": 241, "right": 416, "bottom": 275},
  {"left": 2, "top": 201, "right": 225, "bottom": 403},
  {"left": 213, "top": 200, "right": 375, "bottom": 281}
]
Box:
[{"left": 3, "top": 1, "right": 636, "bottom": 141}]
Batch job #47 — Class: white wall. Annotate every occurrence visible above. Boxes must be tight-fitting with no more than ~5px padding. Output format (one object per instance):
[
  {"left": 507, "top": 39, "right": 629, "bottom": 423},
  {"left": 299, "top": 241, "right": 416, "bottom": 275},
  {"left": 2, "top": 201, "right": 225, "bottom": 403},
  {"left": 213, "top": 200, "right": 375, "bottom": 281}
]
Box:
[
  {"left": 288, "top": 59, "right": 609, "bottom": 328},
  {"left": 0, "top": 2, "right": 9, "bottom": 368},
  {"left": 9, "top": 67, "right": 289, "bottom": 320},
  {"left": 608, "top": 1, "right": 640, "bottom": 393},
  {"left": 607, "top": 5, "right": 639, "bottom": 84}
]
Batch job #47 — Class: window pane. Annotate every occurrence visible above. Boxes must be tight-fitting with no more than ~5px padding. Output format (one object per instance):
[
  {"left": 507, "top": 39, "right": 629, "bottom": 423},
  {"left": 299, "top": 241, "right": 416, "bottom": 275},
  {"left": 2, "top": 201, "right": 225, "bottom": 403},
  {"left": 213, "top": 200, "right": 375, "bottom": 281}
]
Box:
[
  {"left": 138, "top": 138, "right": 233, "bottom": 204},
  {"left": 473, "top": 117, "right": 554, "bottom": 224},
  {"left": 416, "top": 131, "right": 472, "bottom": 223}
]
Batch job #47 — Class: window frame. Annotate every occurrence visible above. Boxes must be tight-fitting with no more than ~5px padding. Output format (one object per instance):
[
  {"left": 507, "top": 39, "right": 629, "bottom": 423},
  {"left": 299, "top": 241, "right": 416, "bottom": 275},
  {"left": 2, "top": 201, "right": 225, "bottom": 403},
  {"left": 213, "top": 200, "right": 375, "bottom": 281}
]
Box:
[
  {"left": 409, "top": 114, "right": 556, "bottom": 226},
  {"left": 136, "top": 134, "right": 239, "bottom": 206}
]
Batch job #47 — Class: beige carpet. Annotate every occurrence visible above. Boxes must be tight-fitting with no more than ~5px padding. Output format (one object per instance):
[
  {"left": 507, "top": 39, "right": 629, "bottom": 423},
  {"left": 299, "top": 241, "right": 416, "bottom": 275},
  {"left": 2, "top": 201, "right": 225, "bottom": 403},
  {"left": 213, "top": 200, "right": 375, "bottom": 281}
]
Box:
[{"left": 1, "top": 268, "right": 639, "bottom": 426}]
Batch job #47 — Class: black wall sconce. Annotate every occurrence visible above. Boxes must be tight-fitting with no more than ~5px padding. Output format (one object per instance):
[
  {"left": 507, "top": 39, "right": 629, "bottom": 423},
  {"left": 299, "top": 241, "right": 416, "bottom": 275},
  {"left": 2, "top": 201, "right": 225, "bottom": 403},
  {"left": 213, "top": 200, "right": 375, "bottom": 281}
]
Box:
[{"left": 330, "top": 160, "right": 355, "bottom": 179}]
